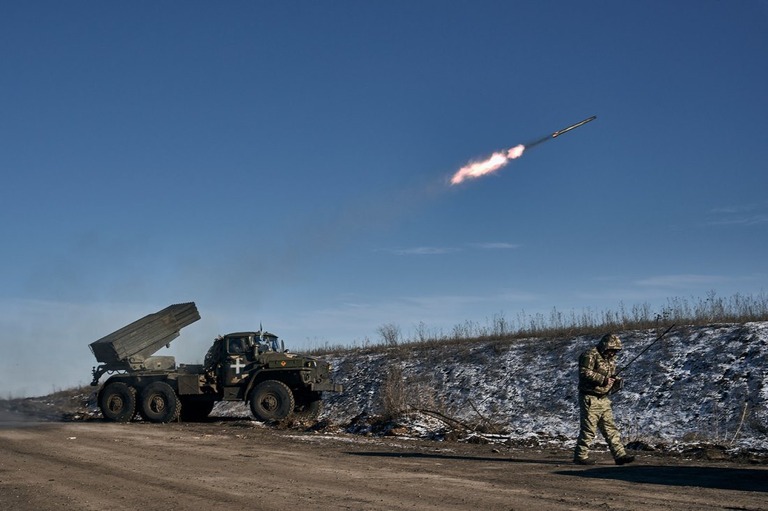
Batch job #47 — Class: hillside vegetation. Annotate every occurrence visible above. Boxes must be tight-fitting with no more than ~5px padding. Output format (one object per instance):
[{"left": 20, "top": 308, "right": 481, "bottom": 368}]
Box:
[
  {"left": 322, "top": 321, "right": 767, "bottom": 457},
  {"left": 310, "top": 291, "right": 768, "bottom": 353},
  {"left": 315, "top": 293, "right": 768, "bottom": 456}
]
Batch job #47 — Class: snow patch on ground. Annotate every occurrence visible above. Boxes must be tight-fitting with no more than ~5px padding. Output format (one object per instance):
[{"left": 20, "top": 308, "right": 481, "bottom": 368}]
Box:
[{"left": 315, "top": 323, "right": 767, "bottom": 454}]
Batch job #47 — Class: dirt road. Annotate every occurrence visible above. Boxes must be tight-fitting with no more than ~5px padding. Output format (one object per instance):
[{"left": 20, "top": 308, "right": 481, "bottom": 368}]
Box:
[{"left": 0, "top": 419, "right": 766, "bottom": 511}]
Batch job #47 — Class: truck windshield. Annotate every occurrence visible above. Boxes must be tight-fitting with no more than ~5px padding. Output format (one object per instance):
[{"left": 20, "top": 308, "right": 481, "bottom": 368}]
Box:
[{"left": 257, "top": 335, "right": 281, "bottom": 352}]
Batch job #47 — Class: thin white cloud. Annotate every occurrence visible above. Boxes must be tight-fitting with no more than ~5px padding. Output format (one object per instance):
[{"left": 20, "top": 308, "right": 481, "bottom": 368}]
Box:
[
  {"left": 286, "top": 289, "right": 541, "bottom": 344},
  {"left": 635, "top": 274, "right": 728, "bottom": 288},
  {"left": 708, "top": 215, "right": 768, "bottom": 226},
  {"left": 382, "top": 242, "right": 520, "bottom": 256},
  {"left": 384, "top": 246, "right": 460, "bottom": 256},
  {"left": 710, "top": 206, "right": 740, "bottom": 214},
  {"left": 708, "top": 202, "right": 768, "bottom": 226},
  {"left": 469, "top": 242, "right": 521, "bottom": 250},
  {"left": 711, "top": 202, "right": 767, "bottom": 214}
]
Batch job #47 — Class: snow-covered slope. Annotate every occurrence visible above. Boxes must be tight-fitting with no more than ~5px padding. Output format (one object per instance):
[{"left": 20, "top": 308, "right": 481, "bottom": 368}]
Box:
[{"left": 321, "top": 322, "right": 768, "bottom": 452}]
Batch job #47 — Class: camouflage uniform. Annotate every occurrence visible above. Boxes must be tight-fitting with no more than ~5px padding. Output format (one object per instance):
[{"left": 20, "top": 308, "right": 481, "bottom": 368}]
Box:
[{"left": 574, "top": 334, "right": 633, "bottom": 464}]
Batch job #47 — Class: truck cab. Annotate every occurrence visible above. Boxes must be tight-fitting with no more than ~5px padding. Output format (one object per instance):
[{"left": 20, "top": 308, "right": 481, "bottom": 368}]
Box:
[{"left": 204, "top": 331, "right": 340, "bottom": 416}]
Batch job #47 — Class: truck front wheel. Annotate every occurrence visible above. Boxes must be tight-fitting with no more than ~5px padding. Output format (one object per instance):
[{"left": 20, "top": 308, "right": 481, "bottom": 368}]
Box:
[
  {"left": 99, "top": 382, "right": 137, "bottom": 422},
  {"left": 249, "top": 380, "right": 295, "bottom": 421},
  {"left": 140, "top": 381, "right": 181, "bottom": 423},
  {"left": 294, "top": 391, "right": 323, "bottom": 420}
]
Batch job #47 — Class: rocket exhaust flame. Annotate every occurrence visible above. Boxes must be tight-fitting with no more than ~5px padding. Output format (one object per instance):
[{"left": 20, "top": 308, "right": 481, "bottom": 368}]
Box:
[
  {"left": 449, "top": 115, "right": 596, "bottom": 185},
  {"left": 450, "top": 145, "right": 525, "bottom": 185}
]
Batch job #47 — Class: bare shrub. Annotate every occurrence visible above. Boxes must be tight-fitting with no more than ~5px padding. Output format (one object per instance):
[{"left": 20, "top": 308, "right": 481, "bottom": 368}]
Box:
[
  {"left": 377, "top": 323, "right": 402, "bottom": 347},
  {"left": 490, "top": 312, "right": 509, "bottom": 338},
  {"left": 414, "top": 321, "right": 429, "bottom": 343},
  {"left": 380, "top": 363, "right": 405, "bottom": 419}
]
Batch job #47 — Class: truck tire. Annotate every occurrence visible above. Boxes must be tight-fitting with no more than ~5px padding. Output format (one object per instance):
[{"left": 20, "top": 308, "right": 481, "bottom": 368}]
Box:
[
  {"left": 99, "top": 382, "right": 137, "bottom": 422},
  {"left": 139, "top": 381, "right": 181, "bottom": 423},
  {"left": 294, "top": 391, "right": 323, "bottom": 420},
  {"left": 249, "top": 380, "right": 295, "bottom": 421},
  {"left": 295, "top": 399, "right": 322, "bottom": 420}
]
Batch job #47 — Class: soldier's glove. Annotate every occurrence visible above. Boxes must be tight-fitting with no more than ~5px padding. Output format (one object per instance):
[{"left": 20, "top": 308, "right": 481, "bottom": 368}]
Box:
[{"left": 609, "top": 377, "right": 624, "bottom": 394}]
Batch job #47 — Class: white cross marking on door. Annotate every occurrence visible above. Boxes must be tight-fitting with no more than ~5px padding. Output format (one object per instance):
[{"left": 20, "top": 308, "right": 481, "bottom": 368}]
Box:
[{"left": 231, "top": 357, "right": 246, "bottom": 374}]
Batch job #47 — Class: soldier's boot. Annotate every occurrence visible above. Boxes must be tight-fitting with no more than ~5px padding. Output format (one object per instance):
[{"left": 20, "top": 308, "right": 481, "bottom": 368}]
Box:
[
  {"left": 614, "top": 455, "right": 635, "bottom": 465},
  {"left": 573, "top": 457, "right": 596, "bottom": 465}
]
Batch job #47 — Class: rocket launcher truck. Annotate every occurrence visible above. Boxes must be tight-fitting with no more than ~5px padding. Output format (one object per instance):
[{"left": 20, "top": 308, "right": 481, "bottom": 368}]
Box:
[{"left": 89, "top": 303, "right": 342, "bottom": 423}]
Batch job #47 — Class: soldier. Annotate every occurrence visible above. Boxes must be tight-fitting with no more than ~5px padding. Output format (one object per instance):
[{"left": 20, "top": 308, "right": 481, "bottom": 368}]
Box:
[{"left": 573, "top": 333, "right": 635, "bottom": 465}]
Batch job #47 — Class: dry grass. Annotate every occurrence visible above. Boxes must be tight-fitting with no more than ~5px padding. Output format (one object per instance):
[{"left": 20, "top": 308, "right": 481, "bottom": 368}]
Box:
[{"left": 307, "top": 291, "right": 768, "bottom": 356}]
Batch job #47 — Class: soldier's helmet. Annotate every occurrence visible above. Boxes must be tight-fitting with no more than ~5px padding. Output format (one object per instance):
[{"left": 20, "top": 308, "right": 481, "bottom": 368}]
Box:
[{"left": 598, "top": 333, "right": 622, "bottom": 352}]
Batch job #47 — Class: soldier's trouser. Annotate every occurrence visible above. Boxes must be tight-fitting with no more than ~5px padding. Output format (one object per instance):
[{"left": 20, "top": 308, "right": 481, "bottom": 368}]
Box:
[{"left": 574, "top": 393, "right": 627, "bottom": 460}]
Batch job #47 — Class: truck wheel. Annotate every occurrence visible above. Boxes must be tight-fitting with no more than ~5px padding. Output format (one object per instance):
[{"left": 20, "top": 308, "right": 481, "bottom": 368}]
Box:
[
  {"left": 139, "top": 382, "right": 181, "bottom": 423},
  {"left": 249, "top": 380, "right": 295, "bottom": 421},
  {"left": 294, "top": 392, "right": 323, "bottom": 419},
  {"left": 99, "top": 382, "right": 137, "bottom": 422},
  {"left": 293, "top": 399, "right": 323, "bottom": 420}
]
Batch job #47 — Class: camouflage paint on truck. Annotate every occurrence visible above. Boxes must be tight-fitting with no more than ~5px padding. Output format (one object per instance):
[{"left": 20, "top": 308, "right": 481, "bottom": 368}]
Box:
[{"left": 90, "top": 303, "right": 342, "bottom": 423}]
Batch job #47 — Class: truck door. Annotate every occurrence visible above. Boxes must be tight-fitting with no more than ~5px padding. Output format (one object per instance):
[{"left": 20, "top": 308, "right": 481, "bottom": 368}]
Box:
[{"left": 223, "top": 336, "right": 250, "bottom": 387}]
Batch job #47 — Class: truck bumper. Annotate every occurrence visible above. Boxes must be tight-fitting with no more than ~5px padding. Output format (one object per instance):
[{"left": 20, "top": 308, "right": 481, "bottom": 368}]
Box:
[{"left": 310, "top": 382, "right": 343, "bottom": 392}]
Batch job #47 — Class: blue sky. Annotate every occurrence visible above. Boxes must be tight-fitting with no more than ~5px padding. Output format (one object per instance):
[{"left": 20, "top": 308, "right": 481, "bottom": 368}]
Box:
[{"left": 2, "top": 1, "right": 767, "bottom": 396}]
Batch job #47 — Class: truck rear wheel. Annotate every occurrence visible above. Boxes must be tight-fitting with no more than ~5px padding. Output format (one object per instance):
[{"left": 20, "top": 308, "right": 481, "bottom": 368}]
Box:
[
  {"left": 140, "top": 381, "right": 181, "bottom": 423},
  {"left": 249, "top": 380, "right": 295, "bottom": 421},
  {"left": 99, "top": 382, "right": 137, "bottom": 422}
]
